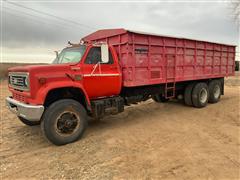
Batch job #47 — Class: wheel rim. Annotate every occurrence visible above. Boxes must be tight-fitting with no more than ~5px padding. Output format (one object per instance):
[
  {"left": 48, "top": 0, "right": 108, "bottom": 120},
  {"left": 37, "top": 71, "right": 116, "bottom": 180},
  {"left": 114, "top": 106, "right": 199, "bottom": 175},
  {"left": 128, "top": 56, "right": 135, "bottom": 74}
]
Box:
[
  {"left": 199, "top": 88, "right": 208, "bottom": 104},
  {"left": 213, "top": 85, "right": 220, "bottom": 99},
  {"left": 55, "top": 111, "right": 80, "bottom": 136}
]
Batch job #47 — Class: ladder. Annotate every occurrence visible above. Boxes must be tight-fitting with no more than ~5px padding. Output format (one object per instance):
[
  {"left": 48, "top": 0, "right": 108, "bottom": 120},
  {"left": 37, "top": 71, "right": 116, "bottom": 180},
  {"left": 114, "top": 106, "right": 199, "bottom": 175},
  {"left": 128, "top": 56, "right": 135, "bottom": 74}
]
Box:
[
  {"left": 165, "top": 55, "right": 176, "bottom": 99},
  {"left": 165, "top": 79, "right": 176, "bottom": 99}
]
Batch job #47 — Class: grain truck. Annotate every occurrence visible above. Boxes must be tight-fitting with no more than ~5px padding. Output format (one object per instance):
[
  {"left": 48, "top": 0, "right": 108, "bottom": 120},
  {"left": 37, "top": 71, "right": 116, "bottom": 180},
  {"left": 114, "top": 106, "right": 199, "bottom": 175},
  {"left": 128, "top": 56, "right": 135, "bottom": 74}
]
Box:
[{"left": 6, "top": 29, "right": 236, "bottom": 145}]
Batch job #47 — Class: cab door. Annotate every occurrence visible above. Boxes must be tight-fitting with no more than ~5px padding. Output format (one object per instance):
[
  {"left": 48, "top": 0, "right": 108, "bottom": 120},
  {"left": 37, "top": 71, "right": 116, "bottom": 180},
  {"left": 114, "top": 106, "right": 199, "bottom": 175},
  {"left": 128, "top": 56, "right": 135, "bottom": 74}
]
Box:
[{"left": 82, "top": 46, "right": 121, "bottom": 99}]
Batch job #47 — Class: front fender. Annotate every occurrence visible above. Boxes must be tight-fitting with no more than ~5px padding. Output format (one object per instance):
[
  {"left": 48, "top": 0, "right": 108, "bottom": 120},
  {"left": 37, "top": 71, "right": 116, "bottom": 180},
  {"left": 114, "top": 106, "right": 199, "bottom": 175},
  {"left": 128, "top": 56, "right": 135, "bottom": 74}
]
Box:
[{"left": 32, "top": 81, "right": 90, "bottom": 107}]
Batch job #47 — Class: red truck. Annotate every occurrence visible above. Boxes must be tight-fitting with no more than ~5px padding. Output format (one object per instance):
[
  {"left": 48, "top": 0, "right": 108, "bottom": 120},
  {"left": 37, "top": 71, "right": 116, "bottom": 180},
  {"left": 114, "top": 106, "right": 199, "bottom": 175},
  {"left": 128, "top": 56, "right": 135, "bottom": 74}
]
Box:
[{"left": 6, "top": 29, "right": 235, "bottom": 145}]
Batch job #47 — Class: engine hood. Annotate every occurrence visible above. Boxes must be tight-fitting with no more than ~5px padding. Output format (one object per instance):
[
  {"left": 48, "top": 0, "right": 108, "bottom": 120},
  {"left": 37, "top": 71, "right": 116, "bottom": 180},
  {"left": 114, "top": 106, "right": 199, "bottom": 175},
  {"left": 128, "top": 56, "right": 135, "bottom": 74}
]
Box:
[
  {"left": 8, "top": 63, "right": 76, "bottom": 73},
  {"left": 8, "top": 63, "right": 80, "bottom": 102}
]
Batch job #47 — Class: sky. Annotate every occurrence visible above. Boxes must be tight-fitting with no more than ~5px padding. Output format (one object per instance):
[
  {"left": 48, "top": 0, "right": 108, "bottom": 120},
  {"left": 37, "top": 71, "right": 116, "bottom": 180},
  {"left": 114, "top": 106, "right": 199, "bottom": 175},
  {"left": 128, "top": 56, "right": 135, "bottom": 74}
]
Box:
[{"left": 1, "top": 0, "right": 240, "bottom": 63}]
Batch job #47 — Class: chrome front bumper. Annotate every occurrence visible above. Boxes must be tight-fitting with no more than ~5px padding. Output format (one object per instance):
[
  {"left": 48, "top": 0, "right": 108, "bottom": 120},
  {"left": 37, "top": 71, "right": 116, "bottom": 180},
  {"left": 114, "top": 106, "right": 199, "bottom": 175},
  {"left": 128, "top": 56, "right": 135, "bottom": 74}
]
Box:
[{"left": 6, "top": 97, "right": 44, "bottom": 121}]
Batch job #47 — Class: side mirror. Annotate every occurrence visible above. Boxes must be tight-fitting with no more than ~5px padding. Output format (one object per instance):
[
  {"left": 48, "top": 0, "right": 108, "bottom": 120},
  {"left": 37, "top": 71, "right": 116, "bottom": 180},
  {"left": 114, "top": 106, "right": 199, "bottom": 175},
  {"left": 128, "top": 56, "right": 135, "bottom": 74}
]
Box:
[
  {"left": 101, "top": 44, "right": 109, "bottom": 63},
  {"left": 54, "top": 51, "right": 59, "bottom": 58}
]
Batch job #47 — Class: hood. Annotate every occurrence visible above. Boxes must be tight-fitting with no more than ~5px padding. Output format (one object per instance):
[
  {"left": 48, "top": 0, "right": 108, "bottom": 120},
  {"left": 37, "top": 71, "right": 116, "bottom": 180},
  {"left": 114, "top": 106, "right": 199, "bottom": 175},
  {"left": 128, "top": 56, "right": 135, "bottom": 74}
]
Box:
[
  {"left": 8, "top": 63, "right": 79, "bottom": 101},
  {"left": 8, "top": 63, "right": 75, "bottom": 74}
]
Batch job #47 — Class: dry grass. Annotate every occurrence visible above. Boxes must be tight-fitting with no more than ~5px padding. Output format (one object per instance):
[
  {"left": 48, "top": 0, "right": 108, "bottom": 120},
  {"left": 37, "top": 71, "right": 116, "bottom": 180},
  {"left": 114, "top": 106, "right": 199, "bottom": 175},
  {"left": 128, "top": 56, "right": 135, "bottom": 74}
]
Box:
[{"left": 0, "top": 63, "right": 46, "bottom": 78}]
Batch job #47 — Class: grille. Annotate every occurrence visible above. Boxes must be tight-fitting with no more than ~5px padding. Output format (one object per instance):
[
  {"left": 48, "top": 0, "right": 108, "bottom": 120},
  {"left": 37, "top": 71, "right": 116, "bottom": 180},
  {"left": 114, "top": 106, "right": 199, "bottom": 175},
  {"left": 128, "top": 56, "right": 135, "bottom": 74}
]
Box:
[
  {"left": 9, "top": 72, "right": 29, "bottom": 91},
  {"left": 10, "top": 76, "right": 25, "bottom": 86},
  {"left": 13, "top": 92, "right": 27, "bottom": 102}
]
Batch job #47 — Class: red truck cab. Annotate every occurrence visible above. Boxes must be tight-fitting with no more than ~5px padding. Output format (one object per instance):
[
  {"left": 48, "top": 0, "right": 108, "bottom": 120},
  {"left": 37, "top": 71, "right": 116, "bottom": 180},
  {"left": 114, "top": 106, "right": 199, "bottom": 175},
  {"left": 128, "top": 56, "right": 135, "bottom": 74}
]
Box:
[
  {"left": 6, "top": 42, "right": 124, "bottom": 145},
  {"left": 6, "top": 29, "right": 235, "bottom": 145}
]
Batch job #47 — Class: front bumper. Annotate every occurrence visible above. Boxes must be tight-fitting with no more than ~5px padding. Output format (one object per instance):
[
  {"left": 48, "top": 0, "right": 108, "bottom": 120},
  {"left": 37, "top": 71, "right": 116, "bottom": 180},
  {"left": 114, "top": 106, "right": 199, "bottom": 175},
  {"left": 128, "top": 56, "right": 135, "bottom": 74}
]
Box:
[{"left": 6, "top": 97, "right": 44, "bottom": 121}]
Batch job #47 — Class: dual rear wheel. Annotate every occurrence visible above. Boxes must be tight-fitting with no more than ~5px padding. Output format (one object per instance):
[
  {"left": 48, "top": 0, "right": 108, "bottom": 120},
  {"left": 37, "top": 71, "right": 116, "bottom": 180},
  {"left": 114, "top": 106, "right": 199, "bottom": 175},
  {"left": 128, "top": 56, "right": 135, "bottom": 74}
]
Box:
[{"left": 184, "top": 80, "right": 221, "bottom": 108}]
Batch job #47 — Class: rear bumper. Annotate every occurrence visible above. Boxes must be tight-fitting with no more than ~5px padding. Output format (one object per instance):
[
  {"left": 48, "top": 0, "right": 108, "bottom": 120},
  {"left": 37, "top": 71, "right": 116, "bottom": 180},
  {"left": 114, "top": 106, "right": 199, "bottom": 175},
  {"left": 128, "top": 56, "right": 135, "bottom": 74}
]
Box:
[{"left": 6, "top": 97, "right": 44, "bottom": 121}]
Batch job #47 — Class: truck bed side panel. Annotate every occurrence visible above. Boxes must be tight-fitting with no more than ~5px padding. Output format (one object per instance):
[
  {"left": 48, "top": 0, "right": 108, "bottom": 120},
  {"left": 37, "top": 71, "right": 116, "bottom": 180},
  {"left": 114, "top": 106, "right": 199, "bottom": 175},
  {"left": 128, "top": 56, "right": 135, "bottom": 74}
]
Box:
[{"left": 83, "top": 29, "right": 235, "bottom": 87}]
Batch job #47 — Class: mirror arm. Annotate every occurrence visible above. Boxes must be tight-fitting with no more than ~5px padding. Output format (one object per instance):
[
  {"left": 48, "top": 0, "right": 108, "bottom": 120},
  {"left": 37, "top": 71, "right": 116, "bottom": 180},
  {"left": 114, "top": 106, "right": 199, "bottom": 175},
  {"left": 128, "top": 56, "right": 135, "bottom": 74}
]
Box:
[
  {"left": 99, "top": 62, "right": 101, "bottom": 74},
  {"left": 91, "top": 61, "right": 101, "bottom": 76},
  {"left": 54, "top": 51, "right": 59, "bottom": 59}
]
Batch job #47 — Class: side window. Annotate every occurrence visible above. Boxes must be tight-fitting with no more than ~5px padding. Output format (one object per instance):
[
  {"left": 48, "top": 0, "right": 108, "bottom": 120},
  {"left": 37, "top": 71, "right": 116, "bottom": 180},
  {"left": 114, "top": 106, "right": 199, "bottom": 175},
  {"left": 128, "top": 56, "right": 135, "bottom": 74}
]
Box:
[{"left": 85, "top": 47, "right": 114, "bottom": 64}]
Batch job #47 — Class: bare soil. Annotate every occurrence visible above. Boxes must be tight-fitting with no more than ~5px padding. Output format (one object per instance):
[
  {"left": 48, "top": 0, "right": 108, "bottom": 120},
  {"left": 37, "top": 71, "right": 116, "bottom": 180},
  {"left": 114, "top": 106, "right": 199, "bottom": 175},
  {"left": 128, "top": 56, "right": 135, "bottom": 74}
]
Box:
[
  {"left": 0, "top": 63, "right": 46, "bottom": 78},
  {"left": 0, "top": 75, "right": 240, "bottom": 179}
]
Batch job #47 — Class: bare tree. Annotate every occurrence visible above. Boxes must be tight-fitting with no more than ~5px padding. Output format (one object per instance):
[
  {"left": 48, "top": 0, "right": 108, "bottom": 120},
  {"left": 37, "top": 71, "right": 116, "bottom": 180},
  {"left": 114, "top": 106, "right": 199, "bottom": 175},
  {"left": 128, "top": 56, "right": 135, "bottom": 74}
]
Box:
[
  {"left": 230, "top": 1, "right": 240, "bottom": 70},
  {"left": 231, "top": 0, "right": 240, "bottom": 25}
]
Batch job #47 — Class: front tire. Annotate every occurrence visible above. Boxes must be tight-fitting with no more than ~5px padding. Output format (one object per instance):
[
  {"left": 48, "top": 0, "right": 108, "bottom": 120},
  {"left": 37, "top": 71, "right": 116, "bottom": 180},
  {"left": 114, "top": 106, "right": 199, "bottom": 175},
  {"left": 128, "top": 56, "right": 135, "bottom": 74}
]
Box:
[
  {"left": 192, "top": 83, "right": 209, "bottom": 108},
  {"left": 41, "top": 99, "right": 87, "bottom": 145},
  {"left": 18, "top": 116, "right": 40, "bottom": 126}
]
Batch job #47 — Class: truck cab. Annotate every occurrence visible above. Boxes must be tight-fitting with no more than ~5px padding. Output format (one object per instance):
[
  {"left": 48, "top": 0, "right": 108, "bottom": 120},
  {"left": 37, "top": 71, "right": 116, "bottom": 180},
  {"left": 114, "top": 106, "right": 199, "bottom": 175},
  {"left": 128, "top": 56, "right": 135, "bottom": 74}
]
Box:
[{"left": 6, "top": 42, "right": 123, "bottom": 145}]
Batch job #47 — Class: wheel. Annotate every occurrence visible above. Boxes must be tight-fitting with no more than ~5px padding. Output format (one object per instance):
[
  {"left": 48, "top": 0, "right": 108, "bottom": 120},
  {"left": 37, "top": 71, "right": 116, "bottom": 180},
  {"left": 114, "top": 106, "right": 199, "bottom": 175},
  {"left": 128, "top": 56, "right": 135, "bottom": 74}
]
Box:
[
  {"left": 208, "top": 80, "right": 221, "bottom": 103},
  {"left": 192, "top": 82, "right": 209, "bottom": 108},
  {"left": 18, "top": 116, "right": 40, "bottom": 126},
  {"left": 152, "top": 94, "right": 169, "bottom": 103},
  {"left": 41, "top": 99, "right": 87, "bottom": 145},
  {"left": 184, "top": 83, "right": 196, "bottom": 106}
]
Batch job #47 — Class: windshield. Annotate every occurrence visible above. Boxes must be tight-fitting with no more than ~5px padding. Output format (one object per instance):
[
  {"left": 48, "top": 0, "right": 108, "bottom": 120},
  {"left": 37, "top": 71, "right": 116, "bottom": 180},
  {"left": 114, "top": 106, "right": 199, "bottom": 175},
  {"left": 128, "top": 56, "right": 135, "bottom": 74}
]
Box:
[{"left": 53, "top": 45, "right": 86, "bottom": 64}]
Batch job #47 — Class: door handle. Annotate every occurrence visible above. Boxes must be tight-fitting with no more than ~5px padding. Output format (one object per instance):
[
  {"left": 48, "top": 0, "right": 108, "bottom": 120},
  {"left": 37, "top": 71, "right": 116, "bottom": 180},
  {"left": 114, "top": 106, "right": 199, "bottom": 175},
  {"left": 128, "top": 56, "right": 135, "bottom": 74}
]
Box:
[
  {"left": 71, "top": 67, "right": 81, "bottom": 71},
  {"left": 110, "top": 66, "right": 117, "bottom": 70}
]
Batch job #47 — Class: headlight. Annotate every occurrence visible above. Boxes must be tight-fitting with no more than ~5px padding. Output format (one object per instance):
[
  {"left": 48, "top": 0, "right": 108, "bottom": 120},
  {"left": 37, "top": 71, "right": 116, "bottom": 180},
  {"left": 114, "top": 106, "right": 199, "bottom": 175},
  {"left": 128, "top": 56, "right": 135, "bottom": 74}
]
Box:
[
  {"left": 24, "top": 76, "right": 29, "bottom": 87},
  {"left": 9, "top": 72, "right": 30, "bottom": 91}
]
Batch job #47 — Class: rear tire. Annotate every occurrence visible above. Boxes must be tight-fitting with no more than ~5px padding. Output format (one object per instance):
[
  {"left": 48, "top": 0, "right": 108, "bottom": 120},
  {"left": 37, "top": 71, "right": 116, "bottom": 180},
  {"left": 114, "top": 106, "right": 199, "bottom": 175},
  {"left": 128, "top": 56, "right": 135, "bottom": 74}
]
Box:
[
  {"left": 18, "top": 116, "right": 40, "bottom": 126},
  {"left": 208, "top": 80, "right": 221, "bottom": 103},
  {"left": 41, "top": 99, "right": 87, "bottom": 145},
  {"left": 152, "top": 94, "right": 169, "bottom": 103},
  {"left": 184, "top": 83, "right": 195, "bottom": 106},
  {"left": 192, "top": 82, "right": 209, "bottom": 108}
]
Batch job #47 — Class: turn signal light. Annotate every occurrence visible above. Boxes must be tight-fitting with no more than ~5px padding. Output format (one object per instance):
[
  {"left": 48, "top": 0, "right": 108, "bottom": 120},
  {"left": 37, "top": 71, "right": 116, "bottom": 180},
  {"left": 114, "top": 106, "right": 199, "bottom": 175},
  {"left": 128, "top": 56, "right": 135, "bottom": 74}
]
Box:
[{"left": 39, "top": 77, "right": 46, "bottom": 84}]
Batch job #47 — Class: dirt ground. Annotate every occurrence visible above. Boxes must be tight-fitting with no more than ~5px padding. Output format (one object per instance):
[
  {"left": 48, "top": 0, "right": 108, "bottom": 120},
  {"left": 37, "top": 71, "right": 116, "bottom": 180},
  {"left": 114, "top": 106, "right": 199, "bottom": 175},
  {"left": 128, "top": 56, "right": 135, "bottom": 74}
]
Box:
[{"left": 0, "top": 75, "right": 240, "bottom": 179}]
